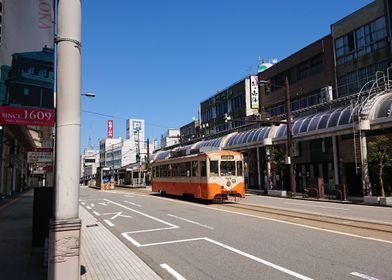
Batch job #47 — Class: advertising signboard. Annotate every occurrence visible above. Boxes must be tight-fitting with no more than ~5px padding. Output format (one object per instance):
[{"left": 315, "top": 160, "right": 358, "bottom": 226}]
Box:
[
  {"left": 108, "top": 120, "right": 113, "bottom": 138},
  {"left": 0, "top": 0, "right": 55, "bottom": 126},
  {"left": 250, "top": 76, "right": 259, "bottom": 109}
]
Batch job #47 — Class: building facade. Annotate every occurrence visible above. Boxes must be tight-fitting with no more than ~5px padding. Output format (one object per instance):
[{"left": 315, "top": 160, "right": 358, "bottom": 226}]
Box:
[
  {"left": 161, "top": 128, "right": 180, "bottom": 148},
  {"left": 199, "top": 76, "right": 259, "bottom": 136}
]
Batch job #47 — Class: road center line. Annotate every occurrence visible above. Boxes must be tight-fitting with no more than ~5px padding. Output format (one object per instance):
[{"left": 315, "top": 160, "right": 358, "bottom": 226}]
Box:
[
  {"left": 124, "top": 201, "right": 142, "bottom": 207},
  {"left": 350, "top": 272, "right": 379, "bottom": 280},
  {"left": 104, "top": 219, "right": 114, "bottom": 227},
  {"left": 168, "top": 214, "right": 214, "bottom": 230},
  {"left": 160, "top": 264, "right": 187, "bottom": 280},
  {"left": 93, "top": 211, "right": 100, "bottom": 216},
  {"left": 284, "top": 202, "right": 349, "bottom": 211}
]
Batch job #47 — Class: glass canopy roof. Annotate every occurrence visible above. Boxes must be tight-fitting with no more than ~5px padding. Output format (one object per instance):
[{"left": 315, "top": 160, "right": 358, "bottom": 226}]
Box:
[
  {"left": 276, "top": 105, "right": 353, "bottom": 138},
  {"left": 225, "top": 126, "right": 271, "bottom": 148}
]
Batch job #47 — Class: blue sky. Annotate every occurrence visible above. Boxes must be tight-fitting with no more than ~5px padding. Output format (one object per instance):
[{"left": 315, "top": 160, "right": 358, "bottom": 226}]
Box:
[{"left": 80, "top": 0, "right": 373, "bottom": 151}]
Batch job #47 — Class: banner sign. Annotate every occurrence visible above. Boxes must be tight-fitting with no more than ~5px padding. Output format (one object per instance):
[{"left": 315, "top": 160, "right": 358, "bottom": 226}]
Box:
[
  {"left": 0, "top": 0, "right": 55, "bottom": 124},
  {"left": 0, "top": 106, "right": 55, "bottom": 126},
  {"left": 108, "top": 120, "right": 113, "bottom": 138},
  {"left": 27, "top": 151, "right": 53, "bottom": 163},
  {"left": 250, "top": 76, "right": 259, "bottom": 109}
]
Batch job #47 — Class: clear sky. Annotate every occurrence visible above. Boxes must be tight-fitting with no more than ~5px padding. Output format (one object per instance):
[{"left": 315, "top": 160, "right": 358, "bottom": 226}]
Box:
[{"left": 80, "top": 0, "right": 373, "bottom": 151}]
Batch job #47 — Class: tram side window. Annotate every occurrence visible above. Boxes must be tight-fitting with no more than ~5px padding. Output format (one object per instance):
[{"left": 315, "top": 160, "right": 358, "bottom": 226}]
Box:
[
  {"left": 236, "top": 161, "right": 243, "bottom": 176},
  {"left": 200, "top": 160, "right": 207, "bottom": 177},
  {"left": 153, "top": 166, "right": 159, "bottom": 177},
  {"left": 210, "top": 160, "right": 219, "bottom": 177},
  {"left": 191, "top": 161, "right": 198, "bottom": 177},
  {"left": 172, "top": 163, "right": 179, "bottom": 177},
  {"left": 160, "top": 165, "right": 169, "bottom": 177},
  {"left": 220, "top": 160, "right": 235, "bottom": 176}
]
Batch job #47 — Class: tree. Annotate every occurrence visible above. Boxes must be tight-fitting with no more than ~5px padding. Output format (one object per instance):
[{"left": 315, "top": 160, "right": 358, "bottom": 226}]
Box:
[
  {"left": 367, "top": 135, "right": 392, "bottom": 197},
  {"left": 268, "top": 146, "right": 285, "bottom": 189}
]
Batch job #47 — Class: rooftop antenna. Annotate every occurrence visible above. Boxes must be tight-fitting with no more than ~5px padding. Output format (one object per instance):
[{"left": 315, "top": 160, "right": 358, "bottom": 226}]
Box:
[{"left": 88, "top": 125, "right": 93, "bottom": 149}]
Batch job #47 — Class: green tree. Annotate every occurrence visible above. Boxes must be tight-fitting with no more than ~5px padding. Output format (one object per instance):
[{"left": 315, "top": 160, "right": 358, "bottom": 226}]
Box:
[
  {"left": 367, "top": 135, "right": 392, "bottom": 197},
  {"left": 268, "top": 146, "right": 285, "bottom": 189}
]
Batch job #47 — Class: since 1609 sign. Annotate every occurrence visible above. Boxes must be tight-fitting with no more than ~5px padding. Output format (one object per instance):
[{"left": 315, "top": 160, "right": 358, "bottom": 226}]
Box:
[{"left": 0, "top": 106, "right": 55, "bottom": 127}]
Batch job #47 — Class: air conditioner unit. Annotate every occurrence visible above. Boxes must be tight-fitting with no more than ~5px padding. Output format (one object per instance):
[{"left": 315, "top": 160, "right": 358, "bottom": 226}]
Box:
[{"left": 320, "top": 86, "right": 333, "bottom": 102}]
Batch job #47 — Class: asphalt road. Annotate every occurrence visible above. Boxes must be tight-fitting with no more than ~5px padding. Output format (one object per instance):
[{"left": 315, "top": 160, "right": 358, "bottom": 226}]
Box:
[
  {"left": 80, "top": 187, "right": 392, "bottom": 280},
  {"left": 242, "top": 194, "right": 392, "bottom": 223}
]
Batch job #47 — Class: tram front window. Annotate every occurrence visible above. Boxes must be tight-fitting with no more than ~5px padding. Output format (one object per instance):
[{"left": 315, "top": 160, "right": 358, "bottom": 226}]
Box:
[
  {"left": 210, "top": 160, "right": 219, "bottom": 176},
  {"left": 220, "top": 161, "right": 235, "bottom": 176}
]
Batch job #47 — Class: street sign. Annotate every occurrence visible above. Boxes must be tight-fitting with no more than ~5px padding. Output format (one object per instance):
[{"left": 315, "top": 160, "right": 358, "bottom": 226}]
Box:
[{"left": 27, "top": 151, "right": 53, "bottom": 163}]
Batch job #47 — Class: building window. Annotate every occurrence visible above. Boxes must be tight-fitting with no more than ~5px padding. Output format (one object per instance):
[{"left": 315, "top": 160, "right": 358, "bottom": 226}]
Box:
[
  {"left": 335, "top": 16, "right": 387, "bottom": 65},
  {"left": 337, "top": 60, "right": 389, "bottom": 97}
]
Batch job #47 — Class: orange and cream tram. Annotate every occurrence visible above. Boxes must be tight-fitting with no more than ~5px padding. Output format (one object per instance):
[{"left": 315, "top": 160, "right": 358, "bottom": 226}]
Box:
[{"left": 151, "top": 150, "right": 245, "bottom": 201}]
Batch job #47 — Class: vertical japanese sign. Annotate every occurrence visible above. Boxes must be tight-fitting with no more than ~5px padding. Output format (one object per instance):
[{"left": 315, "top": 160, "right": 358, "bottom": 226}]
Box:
[
  {"left": 250, "top": 76, "right": 259, "bottom": 109},
  {"left": 108, "top": 120, "right": 113, "bottom": 139},
  {"left": 0, "top": 0, "right": 55, "bottom": 126}
]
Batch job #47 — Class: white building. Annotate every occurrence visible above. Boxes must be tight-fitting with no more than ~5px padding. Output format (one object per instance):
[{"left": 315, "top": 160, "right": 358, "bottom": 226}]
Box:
[
  {"left": 126, "top": 119, "right": 145, "bottom": 142},
  {"left": 81, "top": 149, "right": 99, "bottom": 177},
  {"left": 161, "top": 128, "right": 180, "bottom": 148},
  {"left": 99, "top": 138, "right": 123, "bottom": 170}
]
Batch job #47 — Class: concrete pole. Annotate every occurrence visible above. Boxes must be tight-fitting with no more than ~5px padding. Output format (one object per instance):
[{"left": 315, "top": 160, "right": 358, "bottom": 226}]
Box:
[
  {"left": 360, "top": 131, "right": 371, "bottom": 196},
  {"left": 285, "top": 76, "right": 296, "bottom": 195},
  {"left": 256, "top": 147, "right": 261, "bottom": 189},
  {"left": 265, "top": 146, "right": 272, "bottom": 191},
  {"left": 332, "top": 136, "right": 340, "bottom": 186},
  {"left": 48, "top": 0, "right": 82, "bottom": 279}
]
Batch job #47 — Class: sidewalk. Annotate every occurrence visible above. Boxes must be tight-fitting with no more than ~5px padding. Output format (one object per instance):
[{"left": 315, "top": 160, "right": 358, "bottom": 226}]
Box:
[
  {"left": 0, "top": 189, "right": 162, "bottom": 280},
  {"left": 0, "top": 190, "right": 46, "bottom": 280},
  {"left": 80, "top": 206, "right": 161, "bottom": 280}
]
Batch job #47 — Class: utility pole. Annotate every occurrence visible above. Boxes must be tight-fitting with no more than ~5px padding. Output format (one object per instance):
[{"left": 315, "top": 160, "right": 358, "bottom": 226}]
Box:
[
  {"left": 285, "top": 76, "right": 296, "bottom": 195},
  {"left": 49, "top": 0, "right": 82, "bottom": 279}
]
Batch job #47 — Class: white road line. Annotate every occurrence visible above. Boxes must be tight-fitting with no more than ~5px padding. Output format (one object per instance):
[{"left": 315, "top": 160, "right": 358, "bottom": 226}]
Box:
[
  {"left": 350, "top": 272, "right": 379, "bottom": 280},
  {"left": 205, "top": 238, "right": 313, "bottom": 280},
  {"left": 284, "top": 202, "right": 349, "bottom": 211},
  {"left": 160, "top": 264, "right": 187, "bottom": 280},
  {"left": 168, "top": 214, "right": 214, "bottom": 230},
  {"left": 124, "top": 194, "right": 135, "bottom": 198},
  {"left": 86, "top": 206, "right": 92, "bottom": 210},
  {"left": 105, "top": 191, "right": 392, "bottom": 244},
  {"left": 93, "top": 211, "right": 100, "bottom": 216},
  {"left": 98, "top": 202, "right": 108, "bottom": 206},
  {"left": 124, "top": 200, "right": 142, "bottom": 207},
  {"left": 104, "top": 219, "right": 114, "bottom": 227},
  {"left": 126, "top": 235, "right": 313, "bottom": 280},
  {"left": 104, "top": 199, "right": 178, "bottom": 228},
  {"left": 209, "top": 206, "right": 392, "bottom": 244},
  {"left": 90, "top": 203, "right": 95, "bottom": 207},
  {"left": 81, "top": 202, "right": 85, "bottom": 205}
]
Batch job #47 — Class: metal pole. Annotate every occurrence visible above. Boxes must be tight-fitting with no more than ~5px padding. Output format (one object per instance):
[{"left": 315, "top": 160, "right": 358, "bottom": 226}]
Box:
[
  {"left": 332, "top": 136, "right": 340, "bottom": 186},
  {"left": 48, "top": 0, "right": 81, "bottom": 278},
  {"left": 285, "top": 76, "right": 296, "bottom": 195}
]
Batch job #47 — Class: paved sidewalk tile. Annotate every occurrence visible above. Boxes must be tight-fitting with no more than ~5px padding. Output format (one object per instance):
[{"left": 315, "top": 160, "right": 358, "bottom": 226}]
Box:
[{"left": 80, "top": 206, "right": 162, "bottom": 280}]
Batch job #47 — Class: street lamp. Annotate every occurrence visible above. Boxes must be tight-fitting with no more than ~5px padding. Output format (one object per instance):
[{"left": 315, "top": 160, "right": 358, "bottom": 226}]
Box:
[
  {"left": 81, "top": 92, "right": 95, "bottom": 98},
  {"left": 259, "top": 76, "right": 296, "bottom": 195}
]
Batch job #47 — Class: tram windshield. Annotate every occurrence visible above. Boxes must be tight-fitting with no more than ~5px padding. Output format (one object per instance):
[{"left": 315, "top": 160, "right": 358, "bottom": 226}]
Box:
[{"left": 220, "top": 161, "right": 235, "bottom": 176}]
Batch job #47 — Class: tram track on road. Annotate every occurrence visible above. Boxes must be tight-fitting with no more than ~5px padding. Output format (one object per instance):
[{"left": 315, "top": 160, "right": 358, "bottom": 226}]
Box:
[
  {"left": 107, "top": 187, "right": 392, "bottom": 242},
  {"left": 214, "top": 202, "right": 392, "bottom": 242}
]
